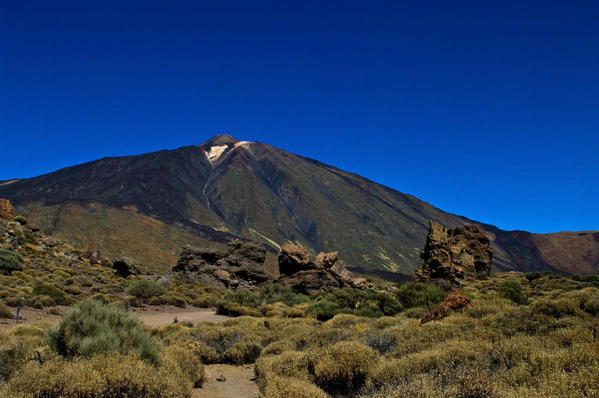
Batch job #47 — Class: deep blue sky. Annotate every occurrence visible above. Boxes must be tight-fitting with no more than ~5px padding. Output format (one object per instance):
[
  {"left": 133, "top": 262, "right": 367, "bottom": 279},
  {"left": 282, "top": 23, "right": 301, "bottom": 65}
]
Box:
[{"left": 1, "top": 1, "right": 597, "bottom": 233}]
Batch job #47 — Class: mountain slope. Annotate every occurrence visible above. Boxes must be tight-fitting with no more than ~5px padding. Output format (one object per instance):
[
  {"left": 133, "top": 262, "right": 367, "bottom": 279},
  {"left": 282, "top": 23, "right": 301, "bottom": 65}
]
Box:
[{"left": 1, "top": 135, "right": 596, "bottom": 275}]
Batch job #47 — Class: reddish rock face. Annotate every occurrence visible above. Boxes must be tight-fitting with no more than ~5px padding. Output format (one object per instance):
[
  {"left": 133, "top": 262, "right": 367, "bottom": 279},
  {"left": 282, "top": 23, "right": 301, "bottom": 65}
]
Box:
[
  {"left": 413, "top": 221, "right": 493, "bottom": 290},
  {"left": 420, "top": 289, "right": 473, "bottom": 324}
]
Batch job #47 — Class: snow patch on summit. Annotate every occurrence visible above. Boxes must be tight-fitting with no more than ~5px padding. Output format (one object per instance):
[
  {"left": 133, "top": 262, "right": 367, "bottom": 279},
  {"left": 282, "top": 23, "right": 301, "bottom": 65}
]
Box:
[
  {"left": 234, "top": 141, "right": 251, "bottom": 149},
  {"left": 204, "top": 145, "right": 228, "bottom": 163}
]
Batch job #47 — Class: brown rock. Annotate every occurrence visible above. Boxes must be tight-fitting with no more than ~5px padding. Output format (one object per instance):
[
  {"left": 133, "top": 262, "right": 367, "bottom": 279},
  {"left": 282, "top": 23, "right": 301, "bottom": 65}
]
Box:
[
  {"left": 314, "top": 251, "right": 339, "bottom": 269},
  {"left": 216, "top": 374, "right": 226, "bottom": 382},
  {"left": 279, "top": 268, "right": 345, "bottom": 293},
  {"left": 278, "top": 244, "right": 313, "bottom": 275},
  {"left": 83, "top": 248, "right": 101, "bottom": 265},
  {"left": 171, "top": 240, "right": 270, "bottom": 290},
  {"left": 413, "top": 221, "right": 493, "bottom": 290},
  {"left": 421, "top": 289, "right": 473, "bottom": 324},
  {"left": 25, "top": 222, "right": 41, "bottom": 232},
  {"left": 277, "top": 245, "right": 362, "bottom": 294},
  {"left": 0, "top": 198, "right": 18, "bottom": 221},
  {"left": 214, "top": 269, "right": 231, "bottom": 283}
]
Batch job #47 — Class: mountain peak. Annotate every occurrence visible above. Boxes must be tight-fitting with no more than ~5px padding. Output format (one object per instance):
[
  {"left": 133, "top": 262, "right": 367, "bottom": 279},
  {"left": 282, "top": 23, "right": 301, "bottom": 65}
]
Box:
[{"left": 201, "top": 134, "right": 239, "bottom": 147}]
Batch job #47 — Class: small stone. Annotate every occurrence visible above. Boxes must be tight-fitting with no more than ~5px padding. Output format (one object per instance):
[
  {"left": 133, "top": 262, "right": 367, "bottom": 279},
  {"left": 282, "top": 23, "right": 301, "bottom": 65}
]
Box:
[{"left": 216, "top": 374, "right": 226, "bottom": 382}]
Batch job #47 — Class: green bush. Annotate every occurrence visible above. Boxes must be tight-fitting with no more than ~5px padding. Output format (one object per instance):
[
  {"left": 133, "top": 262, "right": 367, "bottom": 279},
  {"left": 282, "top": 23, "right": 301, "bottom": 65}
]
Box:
[
  {"left": 306, "top": 299, "right": 345, "bottom": 321},
  {"left": 375, "top": 291, "right": 403, "bottom": 316},
  {"left": 216, "top": 289, "right": 262, "bottom": 316},
  {"left": 13, "top": 215, "right": 27, "bottom": 225},
  {"left": 46, "top": 299, "right": 161, "bottom": 364},
  {"left": 222, "top": 289, "right": 261, "bottom": 307},
  {"left": 497, "top": 280, "right": 528, "bottom": 305},
  {"left": 395, "top": 282, "right": 446, "bottom": 309},
  {"left": 261, "top": 284, "right": 308, "bottom": 306},
  {"left": 31, "top": 282, "right": 71, "bottom": 305},
  {"left": 127, "top": 279, "right": 166, "bottom": 300},
  {"left": 311, "top": 341, "right": 378, "bottom": 395},
  {"left": 525, "top": 272, "right": 543, "bottom": 282},
  {"left": 0, "top": 249, "right": 23, "bottom": 274},
  {"left": 572, "top": 274, "right": 599, "bottom": 288}
]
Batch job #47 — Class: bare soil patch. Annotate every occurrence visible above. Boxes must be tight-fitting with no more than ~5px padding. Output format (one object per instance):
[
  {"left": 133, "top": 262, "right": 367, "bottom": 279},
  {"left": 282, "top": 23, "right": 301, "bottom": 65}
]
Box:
[{"left": 194, "top": 364, "right": 259, "bottom": 398}]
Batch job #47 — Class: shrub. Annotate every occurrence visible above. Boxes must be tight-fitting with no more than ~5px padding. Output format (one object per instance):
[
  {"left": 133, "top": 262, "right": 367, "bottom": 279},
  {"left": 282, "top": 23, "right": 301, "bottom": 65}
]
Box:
[
  {"left": 497, "top": 280, "right": 528, "bottom": 305},
  {"left": 46, "top": 299, "right": 161, "bottom": 364},
  {"left": 222, "top": 289, "right": 261, "bottom": 307},
  {"left": 263, "top": 375, "right": 329, "bottom": 398},
  {"left": 31, "top": 282, "right": 71, "bottom": 305},
  {"left": 163, "top": 345, "right": 205, "bottom": 387},
  {"left": 395, "top": 282, "right": 446, "bottom": 309},
  {"left": 530, "top": 298, "right": 583, "bottom": 318},
  {"left": 305, "top": 299, "right": 344, "bottom": 321},
  {"left": 13, "top": 215, "right": 27, "bottom": 225},
  {"left": 127, "top": 279, "right": 166, "bottom": 300},
  {"left": 185, "top": 341, "right": 220, "bottom": 364},
  {"left": 223, "top": 340, "right": 263, "bottom": 364},
  {"left": 525, "top": 272, "right": 543, "bottom": 282},
  {"left": 375, "top": 291, "right": 404, "bottom": 316},
  {"left": 583, "top": 296, "right": 599, "bottom": 316},
  {"left": 311, "top": 341, "right": 378, "bottom": 395},
  {"left": 571, "top": 274, "right": 599, "bottom": 287},
  {"left": 365, "top": 329, "right": 396, "bottom": 354},
  {"left": 0, "top": 354, "right": 192, "bottom": 398},
  {"left": 0, "top": 248, "right": 23, "bottom": 274},
  {"left": 216, "top": 289, "right": 262, "bottom": 316},
  {"left": 0, "top": 330, "right": 28, "bottom": 383},
  {"left": 261, "top": 283, "right": 308, "bottom": 306},
  {"left": 0, "top": 301, "right": 13, "bottom": 319}
]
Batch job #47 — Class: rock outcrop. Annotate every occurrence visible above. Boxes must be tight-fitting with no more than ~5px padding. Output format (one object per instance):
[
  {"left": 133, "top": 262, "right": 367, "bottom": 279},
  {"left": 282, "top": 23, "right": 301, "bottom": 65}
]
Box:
[
  {"left": 112, "top": 256, "right": 139, "bottom": 277},
  {"left": 420, "top": 289, "right": 473, "bottom": 324},
  {"left": 171, "top": 240, "right": 270, "bottom": 290},
  {"left": 277, "top": 244, "right": 371, "bottom": 293},
  {"left": 413, "top": 221, "right": 493, "bottom": 290},
  {"left": 0, "top": 199, "right": 18, "bottom": 221}
]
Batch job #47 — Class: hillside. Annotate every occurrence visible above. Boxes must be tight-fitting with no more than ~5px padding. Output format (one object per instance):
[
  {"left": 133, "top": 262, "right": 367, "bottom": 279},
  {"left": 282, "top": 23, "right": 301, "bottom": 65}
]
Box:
[{"left": 0, "top": 135, "right": 597, "bottom": 275}]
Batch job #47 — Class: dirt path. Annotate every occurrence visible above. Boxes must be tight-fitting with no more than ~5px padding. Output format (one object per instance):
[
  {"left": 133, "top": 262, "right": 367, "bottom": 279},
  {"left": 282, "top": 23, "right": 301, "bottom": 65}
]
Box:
[
  {"left": 193, "top": 364, "right": 259, "bottom": 398},
  {"left": 1, "top": 305, "right": 229, "bottom": 328},
  {"left": 135, "top": 307, "right": 229, "bottom": 326}
]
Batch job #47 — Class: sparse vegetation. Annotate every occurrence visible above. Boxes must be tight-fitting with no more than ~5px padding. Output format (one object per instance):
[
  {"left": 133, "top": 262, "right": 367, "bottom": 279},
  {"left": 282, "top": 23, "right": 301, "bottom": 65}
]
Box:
[{"left": 1, "top": 217, "right": 599, "bottom": 397}]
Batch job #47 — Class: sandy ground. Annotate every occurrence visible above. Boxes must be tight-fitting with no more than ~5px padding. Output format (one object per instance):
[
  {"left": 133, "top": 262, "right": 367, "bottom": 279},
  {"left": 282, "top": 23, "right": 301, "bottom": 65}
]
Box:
[
  {"left": 134, "top": 306, "right": 230, "bottom": 326},
  {"left": 1, "top": 305, "right": 229, "bottom": 328},
  {"left": 194, "top": 364, "right": 260, "bottom": 398}
]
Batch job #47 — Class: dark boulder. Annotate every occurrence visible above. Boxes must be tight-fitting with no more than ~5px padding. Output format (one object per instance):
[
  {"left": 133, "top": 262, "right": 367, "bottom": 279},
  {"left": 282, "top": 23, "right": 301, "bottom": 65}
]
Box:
[
  {"left": 113, "top": 257, "right": 138, "bottom": 278},
  {"left": 171, "top": 240, "right": 270, "bottom": 289}
]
